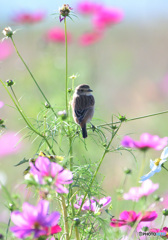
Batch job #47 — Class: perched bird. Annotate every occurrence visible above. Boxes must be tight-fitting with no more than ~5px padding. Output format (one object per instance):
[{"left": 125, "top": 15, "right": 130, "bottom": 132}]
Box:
[{"left": 72, "top": 84, "right": 95, "bottom": 138}]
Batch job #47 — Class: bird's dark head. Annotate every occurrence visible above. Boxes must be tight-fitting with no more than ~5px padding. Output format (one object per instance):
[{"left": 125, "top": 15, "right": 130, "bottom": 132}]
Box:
[{"left": 75, "top": 84, "right": 93, "bottom": 95}]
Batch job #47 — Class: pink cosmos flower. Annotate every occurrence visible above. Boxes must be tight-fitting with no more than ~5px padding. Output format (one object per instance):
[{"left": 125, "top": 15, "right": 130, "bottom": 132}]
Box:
[
  {"left": 74, "top": 195, "right": 111, "bottom": 213},
  {"left": 77, "top": 1, "right": 103, "bottom": 15},
  {"left": 92, "top": 7, "right": 124, "bottom": 31},
  {"left": 110, "top": 211, "right": 157, "bottom": 228},
  {"left": 79, "top": 31, "right": 103, "bottom": 46},
  {"left": 12, "top": 11, "right": 45, "bottom": 24},
  {"left": 0, "top": 101, "right": 4, "bottom": 108},
  {"left": 150, "top": 227, "right": 168, "bottom": 238},
  {"left": 0, "top": 41, "right": 13, "bottom": 61},
  {"left": 0, "top": 132, "right": 21, "bottom": 157},
  {"left": 46, "top": 27, "right": 71, "bottom": 44},
  {"left": 29, "top": 156, "right": 73, "bottom": 194},
  {"left": 10, "top": 200, "right": 61, "bottom": 239},
  {"left": 123, "top": 179, "right": 159, "bottom": 202},
  {"left": 121, "top": 133, "right": 168, "bottom": 151}
]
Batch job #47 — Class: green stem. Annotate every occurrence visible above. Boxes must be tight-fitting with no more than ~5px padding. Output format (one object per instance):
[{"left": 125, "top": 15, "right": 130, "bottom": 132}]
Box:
[
  {"left": 0, "top": 80, "right": 55, "bottom": 155},
  {"left": 97, "top": 109, "right": 168, "bottom": 127},
  {"left": 64, "top": 17, "right": 77, "bottom": 237},
  {"left": 160, "top": 215, "right": 166, "bottom": 229},
  {"left": 10, "top": 37, "right": 57, "bottom": 118},
  {"left": 75, "top": 226, "right": 80, "bottom": 240},
  {"left": 64, "top": 18, "right": 68, "bottom": 115},
  {"left": 5, "top": 217, "right": 11, "bottom": 240},
  {"left": 77, "top": 123, "right": 122, "bottom": 215},
  {"left": 61, "top": 195, "right": 69, "bottom": 240}
]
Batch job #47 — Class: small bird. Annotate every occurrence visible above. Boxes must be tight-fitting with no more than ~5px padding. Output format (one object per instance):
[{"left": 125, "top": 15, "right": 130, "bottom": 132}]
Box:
[{"left": 72, "top": 84, "right": 95, "bottom": 138}]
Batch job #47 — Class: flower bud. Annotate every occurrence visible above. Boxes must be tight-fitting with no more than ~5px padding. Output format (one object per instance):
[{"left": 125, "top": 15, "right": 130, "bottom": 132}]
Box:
[
  {"left": 124, "top": 168, "right": 132, "bottom": 175},
  {"left": 118, "top": 115, "right": 127, "bottom": 122},
  {"left": 162, "top": 208, "right": 168, "bottom": 216},
  {"left": 45, "top": 102, "right": 51, "bottom": 108},
  {"left": 68, "top": 88, "right": 72, "bottom": 93},
  {"left": 9, "top": 203, "right": 16, "bottom": 212},
  {"left": 59, "top": 4, "right": 73, "bottom": 22},
  {"left": 153, "top": 194, "right": 162, "bottom": 202},
  {"left": 58, "top": 110, "right": 67, "bottom": 120},
  {"left": 142, "top": 226, "right": 149, "bottom": 232},
  {"left": 2, "top": 27, "right": 13, "bottom": 38},
  {"left": 74, "top": 218, "right": 80, "bottom": 226},
  {"left": 59, "top": 4, "right": 72, "bottom": 17},
  {"left": 6, "top": 79, "right": 14, "bottom": 87},
  {"left": 0, "top": 119, "right": 4, "bottom": 125}
]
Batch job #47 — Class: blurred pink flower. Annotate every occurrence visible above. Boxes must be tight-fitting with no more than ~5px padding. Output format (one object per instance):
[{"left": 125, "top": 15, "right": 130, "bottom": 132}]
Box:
[
  {"left": 0, "top": 41, "right": 13, "bottom": 61},
  {"left": 0, "top": 101, "right": 4, "bottom": 108},
  {"left": 29, "top": 157, "right": 73, "bottom": 194},
  {"left": 12, "top": 11, "right": 45, "bottom": 24},
  {"left": 46, "top": 27, "right": 71, "bottom": 43},
  {"left": 10, "top": 200, "right": 61, "bottom": 239},
  {"left": 92, "top": 7, "right": 124, "bottom": 30},
  {"left": 150, "top": 227, "right": 168, "bottom": 238},
  {"left": 110, "top": 211, "right": 157, "bottom": 228},
  {"left": 123, "top": 179, "right": 159, "bottom": 202},
  {"left": 74, "top": 195, "right": 111, "bottom": 213},
  {"left": 0, "top": 132, "right": 21, "bottom": 157},
  {"left": 79, "top": 31, "right": 103, "bottom": 46},
  {"left": 77, "top": 1, "right": 103, "bottom": 15},
  {"left": 121, "top": 133, "right": 168, "bottom": 151}
]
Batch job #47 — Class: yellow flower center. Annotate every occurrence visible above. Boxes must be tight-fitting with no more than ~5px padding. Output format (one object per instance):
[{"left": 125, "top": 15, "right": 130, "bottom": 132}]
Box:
[
  {"left": 34, "top": 222, "right": 40, "bottom": 229},
  {"left": 154, "top": 158, "right": 161, "bottom": 166}
]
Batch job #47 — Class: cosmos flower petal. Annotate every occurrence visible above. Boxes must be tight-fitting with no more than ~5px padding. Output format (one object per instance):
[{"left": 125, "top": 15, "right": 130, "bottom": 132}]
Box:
[
  {"left": 10, "top": 200, "right": 61, "bottom": 239},
  {"left": 139, "top": 171, "right": 155, "bottom": 182},
  {"left": 10, "top": 226, "right": 32, "bottom": 238},
  {"left": 99, "top": 196, "right": 111, "bottom": 207},
  {"left": 37, "top": 200, "right": 49, "bottom": 217},
  {"left": 161, "top": 147, "right": 168, "bottom": 160},
  {"left": 56, "top": 183, "right": 69, "bottom": 194},
  {"left": 140, "top": 211, "right": 158, "bottom": 222},
  {"left": 150, "top": 159, "right": 155, "bottom": 169},
  {"left": 11, "top": 211, "right": 29, "bottom": 226},
  {"left": 46, "top": 212, "right": 60, "bottom": 226}
]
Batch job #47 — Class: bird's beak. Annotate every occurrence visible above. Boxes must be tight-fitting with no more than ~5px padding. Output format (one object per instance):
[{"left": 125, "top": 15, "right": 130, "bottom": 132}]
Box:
[{"left": 88, "top": 89, "right": 93, "bottom": 92}]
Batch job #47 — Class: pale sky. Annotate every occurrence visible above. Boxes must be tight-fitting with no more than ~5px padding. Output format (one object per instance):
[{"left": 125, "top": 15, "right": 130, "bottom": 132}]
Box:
[{"left": 1, "top": 0, "right": 168, "bottom": 22}]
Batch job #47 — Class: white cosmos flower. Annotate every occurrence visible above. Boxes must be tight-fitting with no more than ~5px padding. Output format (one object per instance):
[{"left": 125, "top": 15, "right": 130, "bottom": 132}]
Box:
[{"left": 139, "top": 147, "right": 168, "bottom": 182}]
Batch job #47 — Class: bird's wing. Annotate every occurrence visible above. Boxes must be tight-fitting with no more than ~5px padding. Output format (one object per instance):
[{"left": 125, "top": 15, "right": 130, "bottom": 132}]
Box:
[{"left": 75, "top": 108, "right": 89, "bottom": 123}]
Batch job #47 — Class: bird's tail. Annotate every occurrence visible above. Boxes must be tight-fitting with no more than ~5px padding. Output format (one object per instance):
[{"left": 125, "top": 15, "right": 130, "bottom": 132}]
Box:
[{"left": 82, "top": 124, "right": 87, "bottom": 138}]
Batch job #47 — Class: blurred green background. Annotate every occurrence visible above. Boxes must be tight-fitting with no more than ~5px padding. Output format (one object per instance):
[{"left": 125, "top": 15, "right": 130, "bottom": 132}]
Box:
[{"left": 1, "top": 0, "right": 168, "bottom": 227}]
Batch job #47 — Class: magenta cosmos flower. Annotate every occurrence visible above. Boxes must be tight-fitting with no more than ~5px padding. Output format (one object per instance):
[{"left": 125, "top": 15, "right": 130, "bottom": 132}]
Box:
[
  {"left": 74, "top": 195, "right": 111, "bottom": 213},
  {"left": 0, "top": 41, "right": 13, "bottom": 61},
  {"left": 92, "top": 7, "right": 124, "bottom": 31},
  {"left": 110, "top": 210, "right": 157, "bottom": 228},
  {"left": 121, "top": 133, "right": 168, "bottom": 151},
  {"left": 12, "top": 11, "right": 45, "bottom": 24},
  {"left": 10, "top": 200, "right": 61, "bottom": 239},
  {"left": 79, "top": 31, "right": 103, "bottom": 46},
  {"left": 46, "top": 27, "right": 71, "bottom": 44},
  {"left": 29, "top": 156, "right": 73, "bottom": 194},
  {"left": 0, "top": 132, "right": 21, "bottom": 157},
  {"left": 0, "top": 101, "right": 4, "bottom": 108},
  {"left": 123, "top": 179, "right": 159, "bottom": 202},
  {"left": 77, "top": 1, "right": 103, "bottom": 15}
]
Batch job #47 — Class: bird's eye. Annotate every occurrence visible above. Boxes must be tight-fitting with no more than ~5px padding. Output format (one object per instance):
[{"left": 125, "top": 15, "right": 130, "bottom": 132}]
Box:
[{"left": 80, "top": 89, "right": 84, "bottom": 92}]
